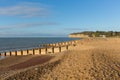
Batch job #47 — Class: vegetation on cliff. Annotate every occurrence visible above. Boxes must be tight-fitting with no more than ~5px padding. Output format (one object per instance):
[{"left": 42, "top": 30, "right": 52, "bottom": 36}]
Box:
[{"left": 70, "top": 31, "right": 120, "bottom": 37}]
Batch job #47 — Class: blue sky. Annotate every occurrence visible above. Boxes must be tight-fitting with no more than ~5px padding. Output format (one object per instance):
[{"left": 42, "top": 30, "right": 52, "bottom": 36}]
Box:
[{"left": 0, "top": 0, "right": 120, "bottom": 37}]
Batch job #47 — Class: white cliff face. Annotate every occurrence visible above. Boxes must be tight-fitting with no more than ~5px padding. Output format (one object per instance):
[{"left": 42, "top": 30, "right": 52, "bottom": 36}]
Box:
[{"left": 69, "top": 34, "right": 89, "bottom": 38}]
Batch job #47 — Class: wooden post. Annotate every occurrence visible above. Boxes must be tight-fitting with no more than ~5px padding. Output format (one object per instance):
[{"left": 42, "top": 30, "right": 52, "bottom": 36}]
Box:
[
  {"left": 45, "top": 47, "right": 47, "bottom": 54},
  {"left": 15, "top": 51, "right": 17, "bottom": 56},
  {"left": 59, "top": 46, "right": 61, "bottom": 52},
  {"left": 39, "top": 48, "right": 41, "bottom": 54},
  {"left": 10, "top": 51, "right": 12, "bottom": 56},
  {"left": 52, "top": 47, "right": 54, "bottom": 53},
  {"left": 66, "top": 45, "right": 68, "bottom": 50},
  {"left": 27, "top": 50, "right": 29, "bottom": 55},
  {"left": 4, "top": 52, "right": 6, "bottom": 56},
  {"left": 21, "top": 50, "right": 23, "bottom": 55},
  {"left": 33, "top": 49, "right": 35, "bottom": 55}
]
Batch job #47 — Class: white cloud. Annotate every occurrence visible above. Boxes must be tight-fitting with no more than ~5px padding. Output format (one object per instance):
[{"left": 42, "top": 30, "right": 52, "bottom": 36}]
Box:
[
  {"left": 0, "top": 22, "right": 58, "bottom": 29},
  {"left": 65, "top": 28, "right": 89, "bottom": 31},
  {"left": 0, "top": 2, "right": 49, "bottom": 17},
  {"left": 0, "top": 31, "right": 65, "bottom": 37}
]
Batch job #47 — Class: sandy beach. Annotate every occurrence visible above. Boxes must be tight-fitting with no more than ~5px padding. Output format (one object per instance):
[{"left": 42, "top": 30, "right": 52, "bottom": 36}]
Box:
[{"left": 1, "top": 38, "right": 120, "bottom": 80}]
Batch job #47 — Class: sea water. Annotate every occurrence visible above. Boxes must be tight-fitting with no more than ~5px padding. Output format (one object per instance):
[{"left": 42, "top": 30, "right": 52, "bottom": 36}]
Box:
[{"left": 0, "top": 37, "right": 79, "bottom": 53}]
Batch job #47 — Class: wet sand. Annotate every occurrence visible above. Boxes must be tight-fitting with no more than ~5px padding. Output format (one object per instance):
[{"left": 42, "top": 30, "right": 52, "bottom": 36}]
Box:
[
  {"left": 9, "top": 55, "right": 53, "bottom": 70},
  {"left": 0, "top": 55, "right": 54, "bottom": 80},
  {"left": 1, "top": 38, "right": 120, "bottom": 80}
]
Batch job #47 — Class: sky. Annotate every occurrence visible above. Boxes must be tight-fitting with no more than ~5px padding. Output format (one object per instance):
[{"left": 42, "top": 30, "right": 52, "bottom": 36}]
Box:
[{"left": 0, "top": 0, "right": 120, "bottom": 37}]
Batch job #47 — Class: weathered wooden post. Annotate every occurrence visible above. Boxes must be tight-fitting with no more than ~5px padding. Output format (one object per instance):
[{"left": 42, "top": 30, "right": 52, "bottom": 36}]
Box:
[
  {"left": 27, "top": 49, "right": 29, "bottom": 55},
  {"left": 15, "top": 51, "right": 17, "bottom": 56},
  {"left": 4, "top": 52, "right": 6, "bottom": 56},
  {"left": 33, "top": 49, "right": 35, "bottom": 55},
  {"left": 52, "top": 47, "right": 54, "bottom": 53},
  {"left": 66, "top": 45, "right": 68, "bottom": 50},
  {"left": 59, "top": 46, "right": 61, "bottom": 52},
  {"left": 45, "top": 47, "right": 47, "bottom": 54},
  {"left": 39, "top": 48, "right": 41, "bottom": 54},
  {"left": 21, "top": 50, "right": 23, "bottom": 55},
  {"left": 10, "top": 51, "right": 12, "bottom": 56}
]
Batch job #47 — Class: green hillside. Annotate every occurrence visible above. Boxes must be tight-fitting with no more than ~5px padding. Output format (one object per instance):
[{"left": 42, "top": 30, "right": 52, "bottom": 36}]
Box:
[{"left": 70, "top": 31, "right": 120, "bottom": 37}]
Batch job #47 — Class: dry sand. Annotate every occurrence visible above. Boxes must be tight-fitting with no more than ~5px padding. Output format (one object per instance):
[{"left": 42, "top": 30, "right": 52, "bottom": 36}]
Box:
[{"left": 1, "top": 38, "right": 120, "bottom": 80}]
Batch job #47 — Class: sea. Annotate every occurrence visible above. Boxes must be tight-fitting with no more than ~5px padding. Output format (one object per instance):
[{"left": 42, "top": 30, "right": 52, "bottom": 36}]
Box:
[{"left": 0, "top": 37, "right": 79, "bottom": 53}]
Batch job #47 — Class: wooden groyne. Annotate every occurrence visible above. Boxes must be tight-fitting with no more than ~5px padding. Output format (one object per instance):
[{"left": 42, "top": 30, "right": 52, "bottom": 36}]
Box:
[{"left": 0, "top": 40, "right": 80, "bottom": 57}]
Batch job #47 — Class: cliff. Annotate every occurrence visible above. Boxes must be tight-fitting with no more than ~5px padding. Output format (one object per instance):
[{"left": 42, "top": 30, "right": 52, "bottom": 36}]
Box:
[{"left": 69, "top": 34, "right": 89, "bottom": 38}]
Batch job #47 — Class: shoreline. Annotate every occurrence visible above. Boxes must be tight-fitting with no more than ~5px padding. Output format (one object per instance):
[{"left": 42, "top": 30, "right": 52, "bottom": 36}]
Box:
[
  {"left": 0, "top": 39, "right": 80, "bottom": 59},
  {"left": 0, "top": 37, "right": 79, "bottom": 53}
]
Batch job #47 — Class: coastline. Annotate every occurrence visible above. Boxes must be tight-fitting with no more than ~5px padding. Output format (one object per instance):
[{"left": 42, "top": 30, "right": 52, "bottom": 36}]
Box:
[
  {"left": 0, "top": 39, "right": 79, "bottom": 60},
  {"left": 1, "top": 38, "right": 120, "bottom": 80}
]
